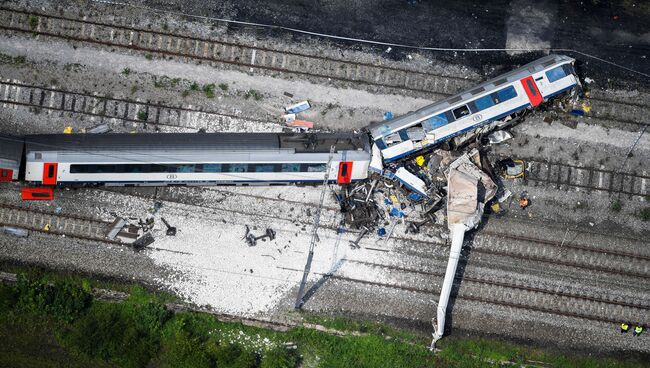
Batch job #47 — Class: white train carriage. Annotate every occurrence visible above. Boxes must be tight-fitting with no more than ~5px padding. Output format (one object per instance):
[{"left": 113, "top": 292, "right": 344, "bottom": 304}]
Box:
[
  {"left": 367, "top": 54, "right": 579, "bottom": 162},
  {"left": 23, "top": 133, "right": 371, "bottom": 186}
]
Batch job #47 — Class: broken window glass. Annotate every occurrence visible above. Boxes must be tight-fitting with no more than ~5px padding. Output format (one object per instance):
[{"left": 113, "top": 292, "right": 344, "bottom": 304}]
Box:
[
  {"left": 452, "top": 105, "right": 470, "bottom": 119},
  {"left": 545, "top": 66, "right": 567, "bottom": 83}
]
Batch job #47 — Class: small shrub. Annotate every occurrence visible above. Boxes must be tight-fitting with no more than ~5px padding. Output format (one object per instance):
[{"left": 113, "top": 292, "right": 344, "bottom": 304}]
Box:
[
  {"left": 137, "top": 110, "right": 148, "bottom": 121},
  {"left": 145, "top": 54, "right": 153, "bottom": 60},
  {"left": 15, "top": 275, "right": 91, "bottom": 323},
  {"left": 610, "top": 200, "right": 622, "bottom": 212},
  {"left": 181, "top": 90, "right": 190, "bottom": 97},
  {"left": 122, "top": 67, "right": 131, "bottom": 75},
  {"left": 203, "top": 84, "right": 215, "bottom": 98},
  {"left": 640, "top": 207, "right": 650, "bottom": 222},
  {"left": 218, "top": 83, "right": 228, "bottom": 91},
  {"left": 245, "top": 89, "right": 262, "bottom": 101},
  {"left": 28, "top": 16, "right": 39, "bottom": 31},
  {"left": 190, "top": 82, "right": 199, "bottom": 91},
  {"left": 261, "top": 348, "right": 298, "bottom": 368}
]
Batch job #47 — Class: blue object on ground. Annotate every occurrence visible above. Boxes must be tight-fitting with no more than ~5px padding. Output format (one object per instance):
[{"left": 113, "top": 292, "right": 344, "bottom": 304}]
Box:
[
  {"left": 383, "top": 111, "right": 393, "bottom": 120},
  {"left": 407, "top": 193, "right": 422, "bottom": 201},
  {"left": 389, "top": 208, "right": 400, "bottom": 217},
  {"left": 377, "top": 228, "right": 386, "bottom": 236}
]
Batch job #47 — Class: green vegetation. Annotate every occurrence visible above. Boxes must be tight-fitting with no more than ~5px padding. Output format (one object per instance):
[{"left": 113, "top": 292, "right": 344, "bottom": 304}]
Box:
[
  {"left": 190, "top": 82, "right": 200, "bottom": 91},
  {"left": 28, "top": 15, "right": 39, "bottom": 31},
  {"left": 244, "top": 89, "right": 262, "bottom": 101},
  {"left": 154, "top": 76, "right": 181, "bottom": 88},
  {"left": 0, "top": 53, "right": 26, "bottom": 65},
  {"left": 218, "top": 82, "right": 229, "bottom": 91},
  {"left": 610, "top": 200, "right": 622, "bottom": 212},
  {"left": 639, "top": 207, "right": 650, "bottom": 221},
  {"left": 137, "top": 110, "right": 149, "bottom": 121},
  {"left": 122, "top": 67, "right": 131, "bottom": 75},
  {"left": 202, "top": 83, "right": 216, "bottom": 98},
  {"left": 0, "top": 269, "right": 647, "bottom": 368},
  {"left": 145, "top": 54, "right": 153, "bottom": 60}
]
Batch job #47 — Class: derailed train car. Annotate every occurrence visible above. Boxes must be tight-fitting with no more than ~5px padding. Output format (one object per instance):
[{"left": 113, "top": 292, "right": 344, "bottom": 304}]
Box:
[
  {"left": 1, "top": 133, "right": 371, "bottom": 187},
  {"left": 367, "top": 54, "right": 580, "bottom": 163}
]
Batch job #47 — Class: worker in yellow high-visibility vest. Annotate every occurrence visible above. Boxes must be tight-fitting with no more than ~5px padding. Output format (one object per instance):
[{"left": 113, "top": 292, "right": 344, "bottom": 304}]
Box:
[
  {"left": 620, "top": 322, "right": 629, "bottom": 334},
  {"left": 633, "top": 325, "right": 643, "bottom": 337}
]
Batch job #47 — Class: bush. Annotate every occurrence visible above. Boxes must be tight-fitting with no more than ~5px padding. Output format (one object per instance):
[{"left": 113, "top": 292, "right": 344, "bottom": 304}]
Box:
[
  {"left": 203, "top": 84, "right": 215, "bottom": 98},
  {"left": 214, "top": 343, "right": 258, "bottom": 368},
  {"left": 260, "top": 347, "right": 298, "bottom": 368},
  {"left": 158, "top": 315, "right": 214, "bottom": 368},
  {"left": 610, "top": 200, "right": 622, "bottom": 212},
  {"left": 15, "top": 275, "right": 91, "bottom": 323},
  {"left": 640, "top": 207, "right": 650, "bottom": 222}
]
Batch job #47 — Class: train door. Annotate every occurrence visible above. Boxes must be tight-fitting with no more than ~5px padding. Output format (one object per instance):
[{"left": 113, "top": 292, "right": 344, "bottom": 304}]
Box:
[
  {"left": 0, "top": 168, "right": 12, "bottom": 182},
  {"left": 520, "top": 76, "right": 543, "bottom": 107},
  {"left": 42, "top": 163, "right": 58, "bottom": 185},
  {"left": 337, "top": 161, "right": 353, "bottom": 184}
]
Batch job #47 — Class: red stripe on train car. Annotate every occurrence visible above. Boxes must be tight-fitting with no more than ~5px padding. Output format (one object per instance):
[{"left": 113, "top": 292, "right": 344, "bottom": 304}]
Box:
[
  {"left": 337, "top": 161, "right": 353, "bottom": 184},
  {"left": 0, "top": 168, "right": 13, "bottom": 182},
  {"left": 42, "top": 162, "right": 58, "bottom": 185},
  {"left": 21, "top": 188, "right": 54, "bottom": 201},
  {"left": 520, "top": 76, "right": 543, "bottom": 107}
]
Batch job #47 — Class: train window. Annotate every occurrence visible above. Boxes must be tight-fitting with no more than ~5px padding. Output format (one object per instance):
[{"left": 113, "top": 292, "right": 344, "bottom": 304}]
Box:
[
  {"left": 444, "top": 110, "right": 455, "bottom": 123},
  {"left": 375, "top": 139, "right": 387, "bottom": 149},
  {"left": 150, "top": 164, "right": 168, "bottom": 173},
  {"left": 254, "top": 164, "right": 275, "bottom": 172},
  {"left": 305, "top": 164, "right": 326, "bottom": 172},
  {"left": 474, "top": 95, "right": 495, "bottom": 110},
  {"left": 469, "top": 87, "right": 485, "bottom": 95},
  {"left": 282, "top": 163, "right": 301, "bottom": 172},
  {"left": 406, "top": 127, "right": 425, "bottom": 141},
  {"left": 398, "top": 130, "right": 409, "bottom": 141},
  {"left": 422, "top": 113, "right": 448, "bottom": 131},
  {"left": 203, "top": 164, "right": 222, "bottom": 173},
  {"left": 452, "top": 105, "right": 470, "bottom": 119},
  {"left": 495, "top": 86, "right": 517, "bottom": 103},
  {"left": 228, "top": 164, "right": 247, "bottom": 173},
  {"left": 47, "top": 165, "right": 55, "bottom": 177},
  {"left": 545, "top": 66, "right": 567, "bottom": 83},
  {"left": 525, "top": 80, "right": 538, "bottom": 96},
  {"left": 176, "top": 165, "right": 194, "bottom": 173},
  {"left": 467, "top": 101, "right": 479, "bottom": 114}
]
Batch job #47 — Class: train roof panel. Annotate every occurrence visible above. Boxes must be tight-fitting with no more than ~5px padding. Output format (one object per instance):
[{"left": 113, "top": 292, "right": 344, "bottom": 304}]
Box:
[
  {"left": 0, "top": 135, "right": 25, "bottom": 164},
  {"left": 24, "top": 133, "right": 368, "bottom": 154},
  {"left": 367, "top": 54, "right": 574, "bottom": 138}
]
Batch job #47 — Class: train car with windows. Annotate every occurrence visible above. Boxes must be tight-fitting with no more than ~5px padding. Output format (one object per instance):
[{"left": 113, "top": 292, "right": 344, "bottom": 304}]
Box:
[
  {"left": 0, "top": 135, "right": 24, "bottom": 182},
  {"left": 21, "top": 132, "right": 371, "bottom": 186},
  {"left": 367, "top": 54, "right": 579, "bottom": 162}
]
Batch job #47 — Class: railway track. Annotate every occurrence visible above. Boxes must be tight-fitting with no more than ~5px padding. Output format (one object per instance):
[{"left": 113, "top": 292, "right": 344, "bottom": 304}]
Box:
[
  {"left": 523, "top": 158, "right": 650, "bottom": 198},
  {"left": 0, "top": 79, "right": 277, "bottom": 130},
  {"left": 92, "top": 186, "right": 650, "bottom": 282},
  {"left": 1, "top": 7, "right": 647, "bottom": 130},
  {"left": 0, "top": 7, "right": 465, "bottom": 98},
  {"left": 0, "top": 202, "right": 116, "bottom": 243}
]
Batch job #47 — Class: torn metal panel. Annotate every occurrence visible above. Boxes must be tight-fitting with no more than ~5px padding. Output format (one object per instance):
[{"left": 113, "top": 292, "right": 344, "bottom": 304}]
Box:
[
  {"left": 369, "top": 143, "right": 383, "bottom": 174},
  {"left": 106, "top": 217, "right": 126, "bottom": 240},
  {"left": 395, "top": 167, "right": 428, "bottom": 197}
]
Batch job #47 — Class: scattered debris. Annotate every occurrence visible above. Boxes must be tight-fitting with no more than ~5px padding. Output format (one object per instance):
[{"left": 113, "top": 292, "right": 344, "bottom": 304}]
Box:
[
  {"left": 283, "top": 91, "right": 294, "bottom": 98},
  {"left": 87, "top": 123, "right": 111, "bottom": 134},
  {"left": 487, "top": 130, "right": 513, "bottom": 145},
  {"left": 281, "top": 113, "right": 296, "bottom": 123},
  {"left": 497, "top": 158, "right": 525, "bottom": 179},
  {"left": 244, "top": 226, "right": 277, "bottom": 247},
  {"left": 43, "top": 223, "right": 51, "bottom": 232},
  {"left": 285, "top": 101, "right": 311, "bottom": 114},
  {"left": 1, "top": 226, "right": 28, "bottom": 238},
  {"left": 287, "top": 120, "right": 314, "bottom": 130},
  {"left": 63, "top": 126, "right": 73, "bottom": 134},
  {"left": 132, "top": 232, "right": 155, "bottom": 250},
  {"left": 106, "top": 217, "right": 127, "bottom": 240},
  {"left": 160, "top": 217, "right": 177, "bottom": 236}
]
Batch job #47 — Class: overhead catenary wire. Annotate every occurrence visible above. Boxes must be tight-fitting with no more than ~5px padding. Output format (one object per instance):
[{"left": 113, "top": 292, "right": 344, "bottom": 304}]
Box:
[{"left": 90, "top": 0, "right": 650, "bottom": 80}]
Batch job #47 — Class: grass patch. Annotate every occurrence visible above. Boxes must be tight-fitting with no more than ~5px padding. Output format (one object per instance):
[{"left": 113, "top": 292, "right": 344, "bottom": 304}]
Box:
[
  {"left": 1, "top": 269, "right": 647, "bottom": 368},
  {"left": 244, "top": 89, "right": 263, "bottom": 101},
  {"left": 190, "top": 82, "right": 200, "bottom": 91},
  {"left": 202, "top": 83, "right": 216, "bottom": 98},
  {"left": 122, "top": 67, "right": 131, "bottom": 75},
  {"left": 0, "top": 53, "right": 26, "bottom": 65},
  {"left": 28, "top": 15, "right": 39, "bottom": 31},
  {"left": 610, "top": 200, "right": 622, "bottom": 212},
  {"left": 137, "top": 110, "right": 149, "bottom": 121},
  {"left": 639, "top": 207, "right": 650, "bottom": 221},
  {"left": 145, "top": 54, "right": 153, "bottom": 60},
  {"left": 218, "top": 83, "right": 229, "bottom": 91}
]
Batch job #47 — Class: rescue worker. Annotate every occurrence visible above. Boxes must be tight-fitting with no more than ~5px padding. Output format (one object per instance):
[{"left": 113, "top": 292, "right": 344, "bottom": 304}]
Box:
[
  {"left": 620, "top": 322, "right": 629, "bottom": 333},
  {"left": 633, "top": 325, "right": 643, "bottom": 337}
]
